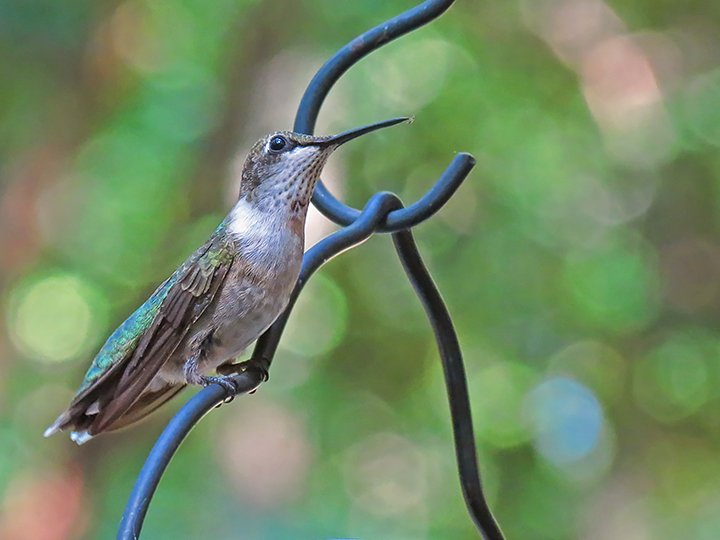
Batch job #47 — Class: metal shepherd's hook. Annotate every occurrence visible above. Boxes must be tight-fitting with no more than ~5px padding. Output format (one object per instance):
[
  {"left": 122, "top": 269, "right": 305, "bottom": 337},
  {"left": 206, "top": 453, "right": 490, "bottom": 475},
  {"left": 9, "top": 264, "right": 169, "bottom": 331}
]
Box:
[{"left": 117, "top": 1, "right": 505, "bottom": 539}]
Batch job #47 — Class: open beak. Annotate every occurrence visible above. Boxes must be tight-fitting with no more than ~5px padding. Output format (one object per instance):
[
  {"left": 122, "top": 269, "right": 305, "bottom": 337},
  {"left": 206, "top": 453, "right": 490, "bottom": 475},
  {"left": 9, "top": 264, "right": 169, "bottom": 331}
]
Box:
[{"left": 312, "top": 116, "right": 413, "bottom": 147}]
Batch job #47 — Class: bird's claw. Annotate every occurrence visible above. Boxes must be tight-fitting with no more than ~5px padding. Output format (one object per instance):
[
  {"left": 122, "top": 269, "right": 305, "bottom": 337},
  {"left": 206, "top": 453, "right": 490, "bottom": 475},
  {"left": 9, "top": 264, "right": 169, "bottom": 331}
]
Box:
[
  {"left": 216, "top": 358, "right": 269, "bottom": 383},
  {"left": 201, "top": 375, "right": 239, "bottom": 403},
  {"left": 206, "top": 359, "right": 269, "bottom": 404}
]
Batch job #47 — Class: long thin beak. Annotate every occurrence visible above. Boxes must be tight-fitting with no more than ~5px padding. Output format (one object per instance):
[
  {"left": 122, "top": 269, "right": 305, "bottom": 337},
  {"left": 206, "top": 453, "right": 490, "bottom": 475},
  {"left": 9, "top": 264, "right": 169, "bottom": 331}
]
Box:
[{"left": 313, "top": 117, "right": 412, "bottom": 147}]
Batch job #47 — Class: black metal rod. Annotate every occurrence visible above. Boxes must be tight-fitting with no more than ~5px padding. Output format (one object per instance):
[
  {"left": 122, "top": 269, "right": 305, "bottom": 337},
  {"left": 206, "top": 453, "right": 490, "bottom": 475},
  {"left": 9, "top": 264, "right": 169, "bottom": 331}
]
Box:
[
  {"left": 251, "top": 191, "right": 403, "bottom": 366},
  {"left": 295, "top": 0, "right": 454, "bottom": 135},
  {"left": 116, "top": 0, "right": 507, "bottom": 538},
  {"left": 116, "top": 365, "right": 265, "bottom": 540},
  {"left": 294, "top": 0, "right": 457, "bottom": 228},
  {"left": 392, "top": 230, "right": 505, "bottom": 540},
  {"left": 117, "top": 193, "right": 403, "bottom": 540},
  {"left": 312, "top": 152, "right": 476, "bottom": 231}
]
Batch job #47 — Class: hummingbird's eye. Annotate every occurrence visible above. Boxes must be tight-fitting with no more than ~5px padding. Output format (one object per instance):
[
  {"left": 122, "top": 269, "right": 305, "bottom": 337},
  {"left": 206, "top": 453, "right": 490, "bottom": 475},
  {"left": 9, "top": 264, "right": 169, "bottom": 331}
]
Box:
[{"left": 268, "top": 136, "right": 287, "bottom": 152}]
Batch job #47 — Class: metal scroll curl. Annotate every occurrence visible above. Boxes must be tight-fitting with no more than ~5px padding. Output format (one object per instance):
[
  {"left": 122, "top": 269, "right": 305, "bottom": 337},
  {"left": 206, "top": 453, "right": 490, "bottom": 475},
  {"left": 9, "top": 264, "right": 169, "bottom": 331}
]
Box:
[{"left": 117, "top": 1, "right": 505, "bottom": 539}]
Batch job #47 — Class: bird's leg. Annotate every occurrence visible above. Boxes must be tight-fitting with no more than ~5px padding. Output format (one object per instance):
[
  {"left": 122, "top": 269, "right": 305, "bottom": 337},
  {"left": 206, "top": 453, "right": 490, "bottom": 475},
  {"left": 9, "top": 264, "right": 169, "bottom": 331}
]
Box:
[{"left": 183, "top": 332, "right": 239, "bottom": 400}]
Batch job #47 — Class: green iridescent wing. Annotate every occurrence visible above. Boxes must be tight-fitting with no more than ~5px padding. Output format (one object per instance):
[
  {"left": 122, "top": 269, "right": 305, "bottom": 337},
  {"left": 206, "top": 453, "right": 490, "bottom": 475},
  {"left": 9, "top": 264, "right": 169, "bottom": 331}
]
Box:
[
  {"left": 76, "top": 278, "right": 175, "bottom": 395},
  {"left": 48, "top": 225, "right": 234, "bottom": 436}
]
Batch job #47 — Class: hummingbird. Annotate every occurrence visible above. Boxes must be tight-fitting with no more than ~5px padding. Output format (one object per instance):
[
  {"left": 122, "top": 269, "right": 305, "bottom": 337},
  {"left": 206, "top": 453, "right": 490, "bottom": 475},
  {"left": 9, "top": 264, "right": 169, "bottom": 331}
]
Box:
[{"left": 44, "top": 116, "right": 410, "bottom": 445}]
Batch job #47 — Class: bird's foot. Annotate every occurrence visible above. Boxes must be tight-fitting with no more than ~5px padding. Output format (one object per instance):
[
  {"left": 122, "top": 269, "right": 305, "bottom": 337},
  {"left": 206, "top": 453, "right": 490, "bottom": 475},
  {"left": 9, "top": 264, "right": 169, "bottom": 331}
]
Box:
[
  {"left": 202, "top": 358, "right": 270, "bottom": 404},
  {"left": 216, "top": 358, "right": 270, "bottom": 392},
  {"left": 200, "top": 375, "right": 240, "bottom": 403}
]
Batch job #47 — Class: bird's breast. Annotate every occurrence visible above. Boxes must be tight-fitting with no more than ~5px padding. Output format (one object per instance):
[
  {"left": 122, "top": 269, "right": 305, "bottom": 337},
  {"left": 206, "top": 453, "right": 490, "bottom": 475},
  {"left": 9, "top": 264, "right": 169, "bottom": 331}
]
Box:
[{"left": 198, "top": 218, "right": 303, "bottom": 369}]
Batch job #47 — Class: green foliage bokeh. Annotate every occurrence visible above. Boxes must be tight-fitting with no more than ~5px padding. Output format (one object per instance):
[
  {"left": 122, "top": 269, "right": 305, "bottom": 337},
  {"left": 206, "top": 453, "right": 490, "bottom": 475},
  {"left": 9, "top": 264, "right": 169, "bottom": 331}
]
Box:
[{"left": 1, "top": 0, "right": 720, "bottom": 539}]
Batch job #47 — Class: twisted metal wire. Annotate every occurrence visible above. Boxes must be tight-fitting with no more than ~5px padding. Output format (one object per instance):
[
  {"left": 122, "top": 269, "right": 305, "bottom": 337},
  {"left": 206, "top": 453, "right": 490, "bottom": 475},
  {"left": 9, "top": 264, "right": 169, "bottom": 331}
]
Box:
[{"left": 118, "top": 1, "right": 505, "bottom": 539}]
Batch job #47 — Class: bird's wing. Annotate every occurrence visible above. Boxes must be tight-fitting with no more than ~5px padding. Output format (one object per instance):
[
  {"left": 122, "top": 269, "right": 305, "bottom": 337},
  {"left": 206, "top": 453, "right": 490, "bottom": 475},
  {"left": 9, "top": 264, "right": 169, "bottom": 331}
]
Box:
[{"left": 48, "top": 228, "right": 235, "bottom": 436}]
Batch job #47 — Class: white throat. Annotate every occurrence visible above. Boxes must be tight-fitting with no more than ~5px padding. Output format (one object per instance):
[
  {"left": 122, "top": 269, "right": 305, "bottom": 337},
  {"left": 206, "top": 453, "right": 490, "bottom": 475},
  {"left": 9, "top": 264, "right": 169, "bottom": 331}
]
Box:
[
  {"left": 226, "top": 198, "right": 302, "bottom": 268},
  {"left": 227, "top": 198, "right": 285, "bottom": 237}
]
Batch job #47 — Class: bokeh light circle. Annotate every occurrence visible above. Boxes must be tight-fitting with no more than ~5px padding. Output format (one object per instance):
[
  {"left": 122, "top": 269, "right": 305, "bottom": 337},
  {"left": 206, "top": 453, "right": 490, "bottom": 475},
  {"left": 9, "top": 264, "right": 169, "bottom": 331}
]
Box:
[
  {"left": 5, "top": 272, "right": 108, "bottom": 364},
  {"left": 547, "top": 340, "right": 626, "bottom": 406},
  {"left": 563, "top": 235, "right": 660, "bottom": 333},
  {"left": 281, "top": 272, "right": 349, "bottom": 357},
  {"left": 633, "top": 329, "right": 719, "bottom": 422},
  {"left": 524, "top": 377, "right": 604, "bottom": 466},
  {"left": 470, "top": 361, "right": 538, "bottom": 449}
]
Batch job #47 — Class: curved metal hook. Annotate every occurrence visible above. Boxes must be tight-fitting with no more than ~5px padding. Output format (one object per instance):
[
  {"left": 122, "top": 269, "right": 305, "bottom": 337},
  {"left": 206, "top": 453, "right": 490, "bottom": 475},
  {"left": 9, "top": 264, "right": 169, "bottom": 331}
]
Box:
[
  {"left": 312, "top": 152, "right": 476, "bottom": 231},
  {"left": 295, "top": 0, "right": 455, "bottom": 135},
  {"left": 251, "top": 192, "right": 403, "bottom": 365},
  {"left": 294, "top": 0, "right": 459, "bottom": 229},
  {"left": 117, "top": 1, "right": 506, "bottom": 539},
  {"left": 250, "top": 147, "right": 477, "bottom": 366},
  {"left": 117, "top": 192, "right": 403, "bottom": 540},
  {"left": 116, "top": 365, "right": 266, "bottom": 540}
]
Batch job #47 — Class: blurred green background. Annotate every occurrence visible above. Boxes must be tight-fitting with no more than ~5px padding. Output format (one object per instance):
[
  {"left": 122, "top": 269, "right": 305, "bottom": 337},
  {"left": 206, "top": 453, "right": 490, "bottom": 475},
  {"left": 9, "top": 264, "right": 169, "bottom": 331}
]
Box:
[{"left": 2, "top": 0, "right": 720, "bottom": 538}]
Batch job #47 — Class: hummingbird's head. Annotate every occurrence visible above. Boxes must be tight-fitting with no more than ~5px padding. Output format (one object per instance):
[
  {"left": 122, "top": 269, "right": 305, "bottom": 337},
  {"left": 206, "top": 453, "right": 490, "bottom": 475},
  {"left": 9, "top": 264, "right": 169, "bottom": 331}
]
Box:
[{"left": 238, "top": 117, "right": 411, "bottom": 217}]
